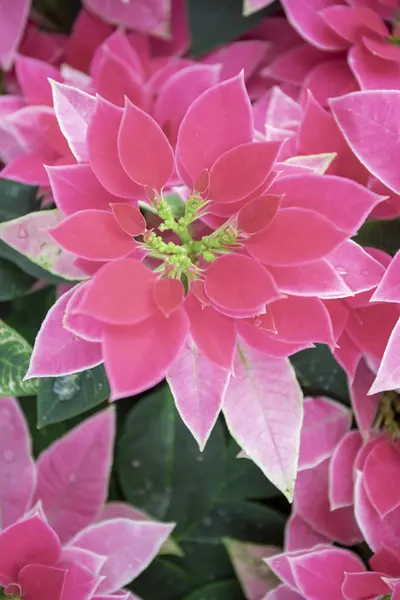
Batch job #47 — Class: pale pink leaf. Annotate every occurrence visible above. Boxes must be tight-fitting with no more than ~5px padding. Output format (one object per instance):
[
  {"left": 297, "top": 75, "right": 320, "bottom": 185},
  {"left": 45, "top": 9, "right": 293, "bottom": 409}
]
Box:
[
  {"left": 328, "top": 430, "right": 363, "bottom": 510},
  {"left": 167, "top": 337, "right": 230, "bottom": 450},
  {"left": 224, "top": 538, "right": 280, "bottom": 600},
  {"left": 371, "top": 250, "right": 400, "bottom": 303},
  {"left": 0, "top": 0, "right": 30, "bottom": 70},
  {"left": 26, "top": 286, "right": 103, "bottom": 378},
  {"left": 83, "top": 0, "right": 171, "bottom": 38},
  {"left": 0, "top": 211, "right": 88, "bottom": 281},
  {"left": 298, "top": 397, "right": 351, "bottom": 471},
  {"left": 331, "top": 90, "right": 400, "bottom": 195},
  {"left": 223, "top": 345, "right": 303, "bottom": 501},
  {"left": 349, "top": 358, "right": 380, "bottom": 436},
  {"left": 71, "top": 518, "right": 175, "bottom": 593},
  {"left": 0, "top": 397, "right": 36, "bottom": 529},
  {"left": 369, "top": 318, "right": 400, "bottom": 394},
  {"left": 51, "top": 80, "right": 96, "bottom": 162},
  {"left": 35, "top": 408, "right": 115, "bottom": 543}
]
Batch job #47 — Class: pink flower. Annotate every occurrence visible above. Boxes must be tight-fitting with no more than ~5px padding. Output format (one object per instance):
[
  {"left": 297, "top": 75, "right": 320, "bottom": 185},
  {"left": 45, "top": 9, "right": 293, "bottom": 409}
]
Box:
[
  {"left": 0, "top": 396, "right": 174, "bottom": 599},
  {"left": 291, "top": 396, "right": 363, "bottom": 547},
  {"left": 281, "top": 0, "right": 400, "bottom": 90},
  {"left": 264, "top": 431, "right": 400, "bottom": 600}
]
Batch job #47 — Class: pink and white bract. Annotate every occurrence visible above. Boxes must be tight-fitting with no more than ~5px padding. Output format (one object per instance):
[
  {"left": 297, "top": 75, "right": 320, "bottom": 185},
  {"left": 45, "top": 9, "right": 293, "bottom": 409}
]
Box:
[{"left": 0, "top": 396, "right": 174, "bottom": 600}]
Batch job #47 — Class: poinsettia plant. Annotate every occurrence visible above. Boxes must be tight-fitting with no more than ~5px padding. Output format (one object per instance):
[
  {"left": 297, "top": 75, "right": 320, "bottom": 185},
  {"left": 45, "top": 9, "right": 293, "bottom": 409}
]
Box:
[{"left": 1, "top": 0, "right": 400, "bottom": 599}]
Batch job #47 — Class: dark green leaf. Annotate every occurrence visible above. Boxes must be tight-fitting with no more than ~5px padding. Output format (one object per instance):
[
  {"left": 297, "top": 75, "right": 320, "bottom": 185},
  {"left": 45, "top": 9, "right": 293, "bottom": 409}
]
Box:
[
  {"left": 117, "top": 384, "right": 226, "bottom": 531},
  {"left": 183, "top": 580, "right": 245, "bottom": 600},
  {"left": 131, "top": 558, "right": 194, "bottom": 600},
  {"left": 19, "top": 396, "right": 71, "bottom": 457},
  {"left": 32, "top": 0, "right": 81, "bottom": 31},
  {"left": 0, "top": 258, "right": 35, "bottom": 301},
  {"left": 5, "top": 286, "right": 56, "bottom": 345},
  {"left": 187, "top": 0, "right": 280, "bottom": 57},
  {"left": 0, "top": 320, "right": 38, "bottom": 396},
  {"left": 0, "top": 180, "right": 37, "bottom": 222},
  {"left": 290, "top": 344, "right": 349, "bottom": 404},
  {"left": 174, "top": 502, "right": 285, "bottom": 585},
  {"left": 218, "top": 440, "right": 280, "bottom": 502},
  {"left": 353, "top": 219, "right": 400, "bottom": 256},
  {"left": 37, "top": 364, "right": 110, "bottom": 428}
]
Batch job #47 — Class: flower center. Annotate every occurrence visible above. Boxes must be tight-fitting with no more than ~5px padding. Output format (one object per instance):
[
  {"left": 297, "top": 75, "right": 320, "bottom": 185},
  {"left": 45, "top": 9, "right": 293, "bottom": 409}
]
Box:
[{"left": 140, "top": 192, "right": 241, "bottom": 280}]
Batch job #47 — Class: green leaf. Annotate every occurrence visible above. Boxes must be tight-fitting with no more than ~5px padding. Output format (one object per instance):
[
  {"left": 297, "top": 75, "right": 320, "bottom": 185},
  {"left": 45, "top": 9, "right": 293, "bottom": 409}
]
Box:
[
  {"left": 290, "top": 344, "right": 350, "bottom": 404},
  {"left": 0, "top": 180, "right": 37, "bottom": 222},
  {"left": 183, "top": 580, "right": 245, "bottom": 600},
  {"left": 353, "top": 218, "right": 400, "bottom": 256},
  {"left": 0, "top": 258, "right": 35, "bottom": 301},
  {"left": 117, "top": 383, "right": 226, "bottom": 532},
  {"left": 37, "top": 364, "right": 110, "bottom": 428},
  {"left": 32, "top": 0, "right": 81, "bottom": 31},
  {"left": 5, "top": 286, "right": 56, "bottom": 345},
  {"left": 131, "top": 558, "right": 194, "bottom": 600},
  {"left": 174, "top": 501, "right": 285, "bottom": 586},
  {"left": 187, "top": 0, "right": 280, "bottom": 57},
  {"left": 18, "top": 396, "right": 71, "bottom": 457},
  {"left": 0, "top": 320, "right": 38, "bottom": 396},
  {"left": 218, "top": 440, "right": 280, "bottom": 502}
]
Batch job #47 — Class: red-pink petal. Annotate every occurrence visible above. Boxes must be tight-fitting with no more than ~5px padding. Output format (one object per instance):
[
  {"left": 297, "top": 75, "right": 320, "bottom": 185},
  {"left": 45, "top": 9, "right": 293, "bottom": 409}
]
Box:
[
  {"left": 208, "top": 142, "right": 280, "bottom": 204},
  {"left": 103, "top": 308, "right": 188, "bottom": 400},
  {"left": 49, "top": 210, "right": 135, "bottom": 261},
  {"left": 111, "top": 203, "right": 146, "bottom": 236},
  {"left": 118, "top": 99, "right": 175, "bottom": 192},
  {"left": 238, "top": 194, "right": 282, "bottom": 235},
  {"left": 176, "top": 73, "right": 252, "bottom": 187},
  {"left": 342, "top": 571, "right": 390, "bottom": 600},
  {"left": 268, "top": 261, "right": 352, "bottom": 299},
  {"left": 290, "top": 547, "right": 365, "bottom": 600},
  {"left": 77, "top": 259, "right": 156, "bottom": 325},
  {"left": 238, "top": 321, "right": 313, "bottom": 358},
  {"left": 154, "top": 64, "right": 220, "bottom": 145},
  {"left": 329, "top": 430, "right": 363, "bottom": 510},
  {"left": 271, "top": 296, "right": 335, "bottom": 346},
  {"left": 0, "top": 515, "right": 61, "bottom": 581},
  {"left": 272, "top": 173, "right": 383, "bottom": 234},
  {"left": 47, "top": 163, "right": 121, "bottom": 216},
  {"left": 87, "top": 95, "right": 144, "bottom": 198},
  {"left": 205, "top": 254, "right": 280, "bottom": 314},
  {"left": 363, "top": 441, "right": 400, "bottom": 519},
  {"left": 246, "top": 208, "right": 346, "bottom": 267},
  {"left": 285, "top": 513, "right": 329, "bottom": 552},
  {"left": 18, "top": 564, "right": 66, "bottom": 600},
  {"left": 184, "top": 292, "right": 237, "bottom": 370},
  {"left": 152, "top": 278, "right": 185, "bottom": 317}
]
